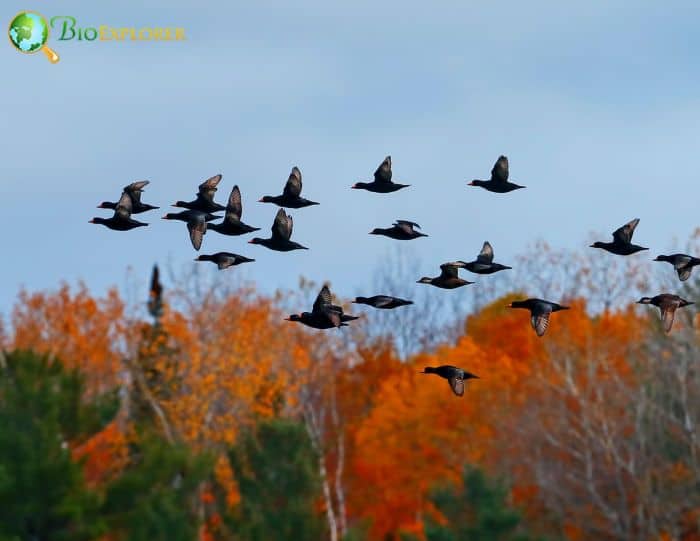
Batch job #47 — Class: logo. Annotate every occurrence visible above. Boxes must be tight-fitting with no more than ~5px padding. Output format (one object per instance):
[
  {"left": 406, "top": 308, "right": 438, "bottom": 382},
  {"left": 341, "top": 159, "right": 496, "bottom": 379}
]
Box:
[
  {"left": 8, "top": 11, "right": 186, "bottom": 63},
  {"left": 8, "top": 11, "right": 59, "bottom": 63}
]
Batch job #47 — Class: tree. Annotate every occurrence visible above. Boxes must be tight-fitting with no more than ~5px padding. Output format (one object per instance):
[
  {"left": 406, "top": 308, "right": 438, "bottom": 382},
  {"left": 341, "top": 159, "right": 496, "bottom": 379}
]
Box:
[
  {"left": 0, "top": 350, "right": 118, "bottom": 541},
  {"left": 424, "top": 467, "right": 546, "bottom": 541},
  {"left": 226, "top": 418, "right": 325, "bottom": 541}
]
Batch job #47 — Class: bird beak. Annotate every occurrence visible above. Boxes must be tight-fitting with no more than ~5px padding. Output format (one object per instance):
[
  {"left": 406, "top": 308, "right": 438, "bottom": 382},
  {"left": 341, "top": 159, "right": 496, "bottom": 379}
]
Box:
[
  {"left": 283, "top": 317, "right": 292, "bottom": 321},
  {"left": 247, "top": 239, "right": 254, "bottom": 243},
  {"left": 88, "top": 219, "right": 95, "bottom": 223},
  {"left": 351, "top": 184, "right": 359, "bottom": 189},
  {"left": 467, "top": 181, "right": 475, "bottom": 186},
  {"left": 506, "top": 303, "right": 513, "bottom": 308},
  {"left": 257, "top": 198, "right": 264, "bottom": 202},
  {"left": 162, "top": 215, "right": 168, "bottom": 219}
]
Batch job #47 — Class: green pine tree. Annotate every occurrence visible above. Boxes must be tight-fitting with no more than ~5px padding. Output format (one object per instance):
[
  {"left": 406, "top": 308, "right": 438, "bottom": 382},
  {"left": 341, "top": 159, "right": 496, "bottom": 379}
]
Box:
[
  {"left": 226, "top": 418, "right": 325, "bottom": 541},
  {"left": 0, "top": 349, "right": 118, "bottom": 541}
]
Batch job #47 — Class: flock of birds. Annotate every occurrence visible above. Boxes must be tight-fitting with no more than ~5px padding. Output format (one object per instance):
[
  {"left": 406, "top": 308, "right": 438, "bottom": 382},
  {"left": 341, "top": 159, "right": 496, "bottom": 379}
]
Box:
[{"left": 90, "top": 155, "right": 698, "bottom": 396}]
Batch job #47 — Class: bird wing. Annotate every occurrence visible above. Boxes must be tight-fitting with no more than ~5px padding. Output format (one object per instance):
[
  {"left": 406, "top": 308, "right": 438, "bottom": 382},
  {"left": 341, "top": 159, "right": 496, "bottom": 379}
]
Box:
[
  {"left": 491, "top": 156, "right": 509, "bottom": 183},
  {"left": 373, "top": 296, "right": 394, "bottom": 308},
  {"left": 530, "top": 303, "right": 553, "bottom": 337},
  {"left": 197, "top": 174, "right": 223, "bottom": 203},
  {"left": 187, "top": 219, "right": 206, "bottom": 251},
  {"left": 115, "top": 191, "right": 133, "bottom": 219},
  {"left": 660, "top": 305, "right": 676, "bottom": 333},
  {"left": 282, "top": 167, "right": 303, "bottom": 198},
  {"left": 374, "top": 156, "right": 392, "bottom": 183},
  {"left": 393, "top": 220, "right": 419, "bottom": 234},
  {"left": 677, "top": 267, "right": 693, "bottom": 282},
  {"left": 226, "top": 185, "right": 243, "bottom": 221},
  {"left": 312, "top": 285, "right": 333, "bottom": 314},
  {"left": 217, "top": 258, "right": 234, "bottom": 270},
  {"left": 448, "top": 377, "right": 464, "bottom": 397},
  {"left": 477, "top": 241, "right": 494, "bottom": 264},
  {"left": 612, "top": 218, "right": 640, "bottom": 244},
  {"left": 271, "top": 208, "right": 293, "bottom": 241},
  {"left": 125, "top": 180, "right": 149, "bottom": 193},
  {"left": 439, "top": 263, "right": 459, "bottom": 279}
]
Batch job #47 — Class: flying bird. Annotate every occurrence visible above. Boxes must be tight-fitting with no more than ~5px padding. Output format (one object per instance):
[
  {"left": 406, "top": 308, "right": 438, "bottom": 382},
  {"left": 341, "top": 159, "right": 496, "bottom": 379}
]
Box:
[
  {"left": 259, "top": 167, "right": 319, "bottom": 209},
  {"left": 208, "top": 185, "right": 260, "bottom": 236},
  {"left": 173, "top": 174, "right": 226, "bottom": 214},
  {"left": 285, "top": 285, "right": 358, "bottom": 329},
  {"left": 352, "top": 156, "right": 410, "bottom": 193},
  {"left": 590, "top": 218, "right": 648, "bottom": 255},
  {"left": 468, "top": 156, "right": 525, "bottom": 193},
  {"left": 417, "top": 263, "right": 474, "bottom": 289},
  {"left": 90, "top": 192, "right": 148, "bottom": 231},
  {"left": 455, "top": 241, "right": 512, "bottom": 275},
  {"left": 637, "top": 294, "right": 694, "bottom": 333},
  {"left": 147, "top": 264, "right": 164, "bottom": 320},
  {"left": 195, "top": 252, "right": 255, "bottom": 270},
  {"left": 162, "top": 209, "right": 220, "bottom": 251},
  {"left": 248, "top": 208, "right": 309, "bottom": 251},
  {"left": 97, "top": 180, "right": 159, "bottom": 214},
  {"left": 654, "top": 253, "right": 700, "bottom": 282},
  {"left": 353, "top": 295, "right": 414, "bottom": 309},
  {"left": 420, "top": 365, "right": 479, "bottom": 397},
  {"left": 370, "top": 220, "right": 427, "bottom": 240},
  {"left": 507, "top": 298, "right": 570, "bottom": 337}
]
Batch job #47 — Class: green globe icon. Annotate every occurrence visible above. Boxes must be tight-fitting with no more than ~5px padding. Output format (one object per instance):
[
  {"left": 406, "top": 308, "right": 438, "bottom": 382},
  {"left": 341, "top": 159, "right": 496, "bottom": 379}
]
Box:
[{"left": 8, "top": 11, "right": 59, "bottom": 63}]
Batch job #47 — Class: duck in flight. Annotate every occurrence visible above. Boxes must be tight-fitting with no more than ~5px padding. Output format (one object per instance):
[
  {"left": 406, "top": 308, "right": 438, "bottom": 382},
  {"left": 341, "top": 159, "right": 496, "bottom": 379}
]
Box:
[
  {"left": 352, "top": 156, "right": 410, "bottom": 193},
  {"left": 173, "top": 174, "right": 226, "bottom": 214},
  {"left": 637, "top": 294, "right": 694, "bottom": 333},
  {"left": 370, "top": 220, "right": 427, "bottom": 240},
  {"left": 507, "top": 298, "right": 570, "bottom": 337},
  {"left": 162, "top": 209, "right": 219, "bottom": 251},
  {"left": 98, "top": 180, "right": 158, "bottom": 214},
  {"left": 90, "top": 192, "right": 148, "bottom": 231},
  {"left": 468, "top": 156, "right": 525, "bottom": 193},
  {"left": 208, "top": 185, "right": 260, "bottom": 236},
  {"left": 455, "top": 241, "right": 512, "bottom": 275},
  {"left": 194, "top": 252, "right": 255, "bottom": 270},
  {"left": 259, "top": 167, "right": 319, "bottom": 209},
  {"left": 353, "top": 295, "right": 413, "bottom": 309},
  {"left": 285, "top": 285, "right": 358, "bottom": 329},
  {"left": 417, "top": 263, "right": 474, "bottom": 289},
  {"left": 654, "top": 253, "right": 700, "bottom": 282},
  {"left": 420, "top": 365, "right": 479, "bottom": 397},
  {"left": 249, "top": 208, "right": 309, "bottom": 251},
  {"left": 590, "top": 218, "right": 648, "bottom": 256}
]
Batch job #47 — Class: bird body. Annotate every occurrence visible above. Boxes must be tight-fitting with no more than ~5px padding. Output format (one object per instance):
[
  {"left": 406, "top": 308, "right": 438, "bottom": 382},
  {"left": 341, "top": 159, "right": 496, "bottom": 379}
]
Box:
[
  {"left": 508, "top": 298, "right": 570, "bottom": 336},
  {"left": 259, "top": 167, "right": 319, "bottom": 208},
  {"left": 249, "top": 208, "right": 308, "bottom": 251},
  {"left": 421, "top": 365, "right": 479, "bottom": 396},
  {"left": 195, "top": 252, "right": 255, "bottom": 270},
  {"left": 654, "top": 254, "right": 700, "bottom": 282},
  {"left": 90, "top": 192, "right": 148, "bottom": 231},
  {"left": 353, "top": 295, "right": 413, "bottom": 309},
  {"left": 370, "top": 220, "right": 427, "bottom": 240},
  {"left": 208, "top": 185, "right": 260, "bottom": 236},
  {"left": 591, "top": 218, "right": 648, "bottom": 255},
  {"left": 468, "top": 156, "right": 525, "bottom": 193},
  {"left": 637, "top": 294, "right": 694, "bottom": 333},
  {"left": 352, "top": 156, "right": 410, "bottom": 193},
  {"left": 173, "top": 174, "right": 226, "bottom": 213},
  {"left": 456, "top": 241, "right": 512, "bottom": 275},
  {"left": 417, "top": 263, "right": 473, "bottom": 289},
  {"left": 98, "top": 180, "right": 159, "bottom": 214}
]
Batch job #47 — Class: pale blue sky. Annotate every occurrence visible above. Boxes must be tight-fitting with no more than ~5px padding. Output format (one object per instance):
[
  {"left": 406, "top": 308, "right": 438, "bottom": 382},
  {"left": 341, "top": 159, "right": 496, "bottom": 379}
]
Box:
[{"left": 3, "top": 1, "right": 700, "bottom": 310}]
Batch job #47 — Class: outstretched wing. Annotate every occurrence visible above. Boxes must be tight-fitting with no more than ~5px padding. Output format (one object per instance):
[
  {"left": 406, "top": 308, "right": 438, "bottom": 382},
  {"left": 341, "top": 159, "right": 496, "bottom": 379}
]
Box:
[
  {"left": 677, "top": 267, "right": 693, "bottom": 282},
  {"left": 125, "top": 180, "right": 149, "bottom": 193},
  {"left": 439, "top": 263, "right": 459, "bottom": 279},
  {"left": 490, "top": 156, "right": 509, "bottom": 183},
  {"left": 374, "top": 156, "right": 392, "bottom": 183},
  {"left": 197, "top": 174, "right": 223, "bottom": 203},
  {"left": 271, "top": 208, "right": 292, "bottom": 241},
  {"left": 612, "top": 218, "right": 640, "bottom": 244},
  {"left": 530, "top": 303, "right": 553, "bottom": 337},
  {"left": 283, "top": 167, "right": 303, "bottom": 198},
  {"left": 187, "top": 219, "right": 206, "bottom": 251},
  {"left": 312, "top": 285, "right": 333, "bottom": 314},
  {"left": 477, "top": 241, "right": 494, "bottom": 263},
  {"left": 226, "top": 185, "right": 243, "bottom": 222},
  {"left": 115, "top": 191, "right": 133, "bottom": 220},
  {"left": 394, "top": 220, "right": 419, "bottom": 235},
  {"left": 660, "top": 306, "right": 676, "bottom": 333},
  {"left": 448, "top": 377, "right": 464, "bottom": 397}
]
